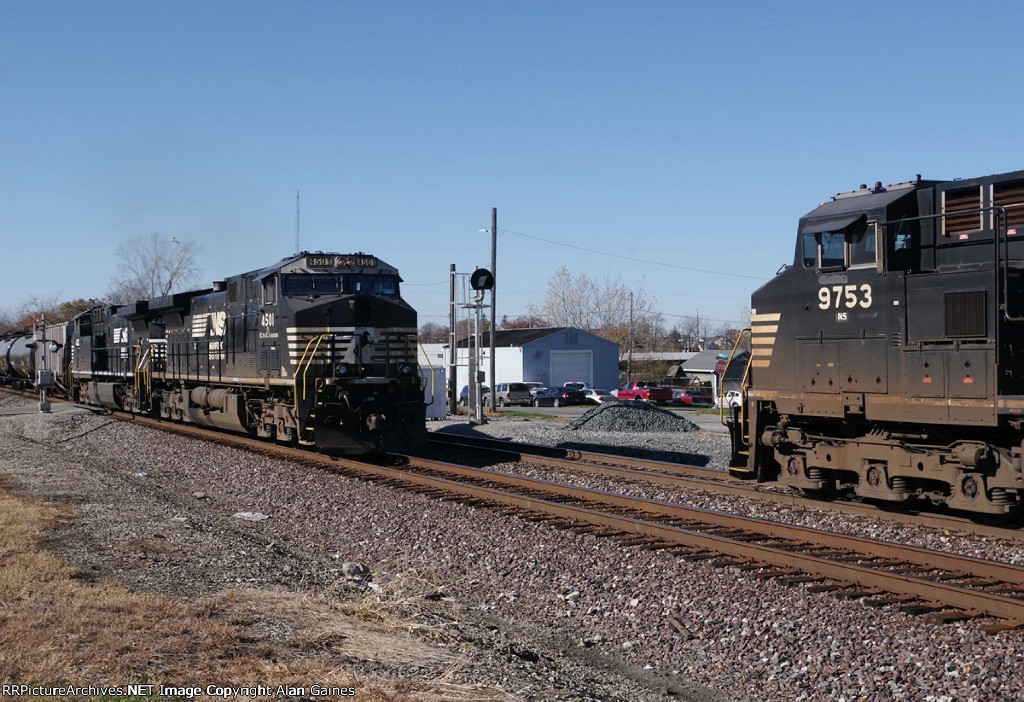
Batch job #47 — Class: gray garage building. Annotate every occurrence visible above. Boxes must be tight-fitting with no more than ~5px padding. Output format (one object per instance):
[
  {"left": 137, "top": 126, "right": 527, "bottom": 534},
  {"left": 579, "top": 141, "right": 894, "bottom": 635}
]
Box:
[{"left": 454, "top": 327, "right": 620, "bottom": 391}]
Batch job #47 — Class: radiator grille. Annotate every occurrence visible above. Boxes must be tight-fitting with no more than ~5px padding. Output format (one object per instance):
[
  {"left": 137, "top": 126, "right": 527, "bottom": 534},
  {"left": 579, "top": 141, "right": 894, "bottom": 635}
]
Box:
[
  {"left": 993, "top": 180, "right": 1024, "bottom": 230},
  {"left": 945, "top": 290, "right": 986, "bottom": 337},
  {"left": 943, "top": 186, "right": 982, "bottom": 237}
]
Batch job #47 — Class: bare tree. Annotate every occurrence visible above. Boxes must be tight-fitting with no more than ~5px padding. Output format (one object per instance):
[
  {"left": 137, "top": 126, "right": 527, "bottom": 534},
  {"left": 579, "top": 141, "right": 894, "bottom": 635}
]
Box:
[
  {"left": 501, "top": 314, "right": 548, "bottom": 329},
  {"left": 678, "top": 312, "right": 718, "bottom": 351},
  {"left": 107, "top": 233, "right": 201, "bottom": 304},
  {"left": 528, "top": 267, "right": 657, "bottom": 345},
  {"left": 418, "top": 322, "right": 449, "bottom": 343},
  {"left": 0, "top": 296, "right": 94, "bottom": 335}
]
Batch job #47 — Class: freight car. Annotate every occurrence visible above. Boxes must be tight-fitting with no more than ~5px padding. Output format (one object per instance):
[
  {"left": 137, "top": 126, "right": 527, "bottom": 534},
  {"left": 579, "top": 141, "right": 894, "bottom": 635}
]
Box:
[
  {"left": 2, "top": 252, "right": 427, "bottom": 455},
  {"left": 728, "top": 169, "right": 1024, "bottom": 518}
]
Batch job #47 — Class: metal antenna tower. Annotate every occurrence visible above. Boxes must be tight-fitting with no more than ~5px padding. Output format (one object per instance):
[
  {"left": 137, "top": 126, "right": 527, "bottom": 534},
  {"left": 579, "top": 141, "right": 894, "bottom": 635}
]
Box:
[{"left": 295, "top": 190, "right": 301, "bottom": 254}]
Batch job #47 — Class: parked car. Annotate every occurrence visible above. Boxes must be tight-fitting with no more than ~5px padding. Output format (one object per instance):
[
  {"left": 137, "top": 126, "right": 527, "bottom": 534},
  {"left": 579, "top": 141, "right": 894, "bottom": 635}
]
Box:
[
  {"left": 491, "top": 382, "right": 533, "bottom": 407},
  {"left": 616, "top": 382, "right": 674, "bottom": 403},
  {"left": 563, "top": 381, "right": 591, "bottom": 392},
  {"left": 531, "top": 386, "right": 588, "bottom": 407},
  {"left": 458, "top": 385, "right": 490, "bottom": 407},
  {"left": 583, "top": 388, "right": 616, "bottom": 404},
  {"left": 672, "top": 388, "right": 714, "bottom": 406},
  {"left": 717, "top": 390, "right": 743, "bottom": 408},
  {"left": 522, "top": 382, "right": 545, "bottom": 397}
]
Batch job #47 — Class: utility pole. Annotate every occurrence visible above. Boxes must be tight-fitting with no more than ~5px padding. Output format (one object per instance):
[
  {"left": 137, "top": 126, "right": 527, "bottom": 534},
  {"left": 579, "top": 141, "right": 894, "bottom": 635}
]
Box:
[
  {"left": 448, "top": 264, "right": 457, "bottom": 415},
  {"left": 627, "top": 291, "right": 634, "bottom": 383},
  {"left": 295, "top": 191, "right": 301, "bottom": 254},
  {"left": 489, "top": 207, "right": 497, "bottom": 414}
]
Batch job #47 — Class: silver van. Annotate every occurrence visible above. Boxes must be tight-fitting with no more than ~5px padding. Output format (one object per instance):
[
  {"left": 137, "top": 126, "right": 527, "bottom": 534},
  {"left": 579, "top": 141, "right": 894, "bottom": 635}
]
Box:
[{"left": 491, "top": 382, "right": 533, "bottom": 407}]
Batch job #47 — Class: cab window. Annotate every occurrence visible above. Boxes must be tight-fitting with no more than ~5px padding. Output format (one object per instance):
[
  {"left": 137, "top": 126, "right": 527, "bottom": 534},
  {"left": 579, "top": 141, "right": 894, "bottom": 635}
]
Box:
[
  {"left": 819, "top": 232, "right": 845, "bottom": 269},
  {"left": 802, "top": 233, "right": 817, "bottom": 267},
  {"left": 848, "top": 223, "right": 877, "bottom": 268},
  {"left": 345, "top": 275, "right": 399, "bottom": 296},
  {"left": 282, "top": 274, "right": 343, "bottom": 296},
  {"left": 803, "top": 221, "right": 877, "bottom": 270},
  {"left": 262, "top": 275, "right": 278, "bottom": 305},
  {"left": 887, "top": 221, "right": 921, "bottom": 272}
]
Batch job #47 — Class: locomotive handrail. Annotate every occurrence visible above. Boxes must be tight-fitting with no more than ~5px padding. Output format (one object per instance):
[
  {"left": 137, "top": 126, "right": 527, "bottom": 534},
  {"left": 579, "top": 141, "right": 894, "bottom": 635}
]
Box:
[
  {"left": 994, "top": 205, "right": 1024, "bottom": 322},
  {"left": 133, "top": 343, "right": 151, "bottom": 407},
  {"left": 295, "top": 334, "right": 332, "bottom": 401},
  {"left": 719, "top": 328, "right": 751, "bottom": 428},
  {"left": 884, "top": 205, "right": 1017, "bottom": 322}
]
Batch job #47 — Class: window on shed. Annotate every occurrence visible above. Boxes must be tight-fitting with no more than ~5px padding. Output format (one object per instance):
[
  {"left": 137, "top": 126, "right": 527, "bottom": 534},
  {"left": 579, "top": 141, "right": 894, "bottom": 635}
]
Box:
[{"left": 943, "top": 186, "right": 982, "bottom": 237}]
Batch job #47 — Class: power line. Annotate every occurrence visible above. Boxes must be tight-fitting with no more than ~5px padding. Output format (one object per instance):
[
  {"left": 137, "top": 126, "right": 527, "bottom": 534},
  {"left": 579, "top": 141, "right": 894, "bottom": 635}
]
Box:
[{"left": 498, "top": 227, "right": 767, "bottom": 281}]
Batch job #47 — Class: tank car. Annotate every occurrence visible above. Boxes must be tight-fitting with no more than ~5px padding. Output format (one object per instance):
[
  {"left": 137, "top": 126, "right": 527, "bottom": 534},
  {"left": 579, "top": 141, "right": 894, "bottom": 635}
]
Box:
[
  {"left": 71, "top": 252, "right": 427, "bottom": 455},
  {"left": 0, "top": 323, "right": 72, "bottom": 391},
  {"left": 728, "top": 169, "right": 1024, "bottom": 518}
]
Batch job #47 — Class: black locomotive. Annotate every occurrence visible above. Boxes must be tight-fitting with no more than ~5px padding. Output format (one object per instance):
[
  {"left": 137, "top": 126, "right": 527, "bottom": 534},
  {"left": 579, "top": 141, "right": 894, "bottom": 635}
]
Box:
[
  {"left": 729, "top": 169, "right": 1024, "bottom": 517},
  {"left": 2, "top": 252, "right": 427, "bottom": 455}
]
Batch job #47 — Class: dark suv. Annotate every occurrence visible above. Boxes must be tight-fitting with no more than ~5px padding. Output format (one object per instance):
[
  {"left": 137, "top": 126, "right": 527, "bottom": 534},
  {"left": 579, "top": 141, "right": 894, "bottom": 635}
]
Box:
[{"left": 459, "top": 385, "right": 490, "bottom": 407}]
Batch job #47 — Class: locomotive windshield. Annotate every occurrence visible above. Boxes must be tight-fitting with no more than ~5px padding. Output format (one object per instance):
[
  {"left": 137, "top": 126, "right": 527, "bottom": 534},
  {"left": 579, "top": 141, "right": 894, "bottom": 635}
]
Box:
[
  {"left": 346, "top": 274, "right": 398, "bottom": 295},
  {"left": 801, "top": 219, "right": 876, "bottom": 270},
  {"left": 281, "top": 274, "right": 400, "bottom": 297},
  {"left": 283, "top": 274, "right": 343, "bottom": 295}
]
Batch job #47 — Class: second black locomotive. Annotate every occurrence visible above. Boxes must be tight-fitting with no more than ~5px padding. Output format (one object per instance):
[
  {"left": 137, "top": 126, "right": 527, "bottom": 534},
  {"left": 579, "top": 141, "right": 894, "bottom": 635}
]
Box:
[{"left": 3, "top": 252, "right": 427, "bottom": 455}]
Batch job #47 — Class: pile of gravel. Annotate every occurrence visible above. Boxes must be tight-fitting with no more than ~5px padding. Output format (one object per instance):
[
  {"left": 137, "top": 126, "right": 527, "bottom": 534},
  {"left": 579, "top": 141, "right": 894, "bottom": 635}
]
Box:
[
  {"left": 435, "top": 412, "right": 730, "bottom": 468},
  {"left": 566, "top": 400, "right": 698, "bottom": 433}
]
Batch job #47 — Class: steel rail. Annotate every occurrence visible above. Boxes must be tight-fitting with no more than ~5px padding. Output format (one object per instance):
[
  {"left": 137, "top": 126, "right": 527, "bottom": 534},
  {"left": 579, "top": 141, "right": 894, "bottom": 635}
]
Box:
[
  {"left": 381, "top": 457, "right": 1024, "bottom": 620},
  {"left": 34, "top": 403, "right": 1024, "bottom": 622},
  {"left": 401, "top": 454, "right": 1024, "bottom": 582},
  {"left": 426, "top": 431, "right": 1024, "bottom": 541}
]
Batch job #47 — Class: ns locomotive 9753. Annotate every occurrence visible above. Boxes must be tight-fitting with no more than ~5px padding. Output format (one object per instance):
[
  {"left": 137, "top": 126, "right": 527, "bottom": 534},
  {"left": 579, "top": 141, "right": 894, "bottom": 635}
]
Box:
[
  {"left": 728, "top": 169, "right": 1024, "bottom": 518},
  {"left": 2, "top": 252, "right": 428, "bottom": 455}
]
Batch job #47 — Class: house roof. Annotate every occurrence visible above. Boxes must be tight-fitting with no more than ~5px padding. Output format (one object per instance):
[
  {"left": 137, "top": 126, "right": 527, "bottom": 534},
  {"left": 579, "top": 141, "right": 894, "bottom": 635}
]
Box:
[
  {"left": 682, "top": 349, "right": 750, "bottom": 372},
  {"left": 456, "top": 327, "right": 617, "bottom": 349},
  {"left": 620, "top": 351, "right": 698, "bottom": 363}
]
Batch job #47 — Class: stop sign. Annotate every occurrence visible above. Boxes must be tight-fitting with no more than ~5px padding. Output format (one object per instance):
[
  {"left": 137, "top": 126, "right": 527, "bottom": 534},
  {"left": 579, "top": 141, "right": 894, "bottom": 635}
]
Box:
[{"left": 715, "top": 358, "right": 728, "bottom": 375}]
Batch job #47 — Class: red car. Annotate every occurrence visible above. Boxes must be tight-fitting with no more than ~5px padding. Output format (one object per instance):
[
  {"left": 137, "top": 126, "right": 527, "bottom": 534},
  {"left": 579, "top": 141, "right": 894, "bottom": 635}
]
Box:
[{"left": 672, "top": 389, "right": 714, "bottom": 406}]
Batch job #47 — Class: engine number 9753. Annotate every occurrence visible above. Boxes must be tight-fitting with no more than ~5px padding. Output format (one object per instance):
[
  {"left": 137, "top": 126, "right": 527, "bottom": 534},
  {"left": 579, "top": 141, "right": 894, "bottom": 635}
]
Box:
[{"left": 818, "top": 284, "right": 873, "bottom": 309}]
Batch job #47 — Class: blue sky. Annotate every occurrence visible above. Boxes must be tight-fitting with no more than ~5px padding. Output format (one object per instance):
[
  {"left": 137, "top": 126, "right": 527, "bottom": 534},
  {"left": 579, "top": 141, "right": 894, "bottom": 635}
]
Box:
[{"left": 4, "top": 1, "right": 1024, "bottom": 330}]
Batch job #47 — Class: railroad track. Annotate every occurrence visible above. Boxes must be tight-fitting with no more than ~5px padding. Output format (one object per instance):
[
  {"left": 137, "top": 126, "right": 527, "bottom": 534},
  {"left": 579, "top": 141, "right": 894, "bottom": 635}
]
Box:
[
  {"left": 393, "top": 451, "right": 1024, "bottom": 629},
  {"left": 9, "top": 394, "right": 1024, "bottom": 628},
  {"left": 425, "top": 431, "right": 1024, "bottom": 541}
]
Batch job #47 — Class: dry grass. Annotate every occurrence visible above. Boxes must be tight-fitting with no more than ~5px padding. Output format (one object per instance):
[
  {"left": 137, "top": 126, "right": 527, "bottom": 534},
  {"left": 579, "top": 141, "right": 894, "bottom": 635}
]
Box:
[{"left": 0, "top": 487, "right": 518, "bottom": 701}]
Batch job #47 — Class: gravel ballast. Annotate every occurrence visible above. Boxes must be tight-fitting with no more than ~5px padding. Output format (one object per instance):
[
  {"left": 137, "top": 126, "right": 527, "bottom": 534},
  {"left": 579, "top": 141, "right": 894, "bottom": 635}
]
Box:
[{"left": 2, "top": 397, "right": 1024, "bottom": 700}]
